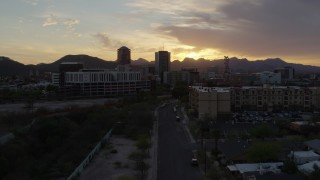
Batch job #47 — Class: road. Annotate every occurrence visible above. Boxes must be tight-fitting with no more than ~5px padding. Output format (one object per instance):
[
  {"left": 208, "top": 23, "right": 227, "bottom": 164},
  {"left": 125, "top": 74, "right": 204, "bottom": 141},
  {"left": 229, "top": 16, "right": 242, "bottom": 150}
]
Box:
[{"left": 158, "top": 104, "right": 203, "bottom": 180}]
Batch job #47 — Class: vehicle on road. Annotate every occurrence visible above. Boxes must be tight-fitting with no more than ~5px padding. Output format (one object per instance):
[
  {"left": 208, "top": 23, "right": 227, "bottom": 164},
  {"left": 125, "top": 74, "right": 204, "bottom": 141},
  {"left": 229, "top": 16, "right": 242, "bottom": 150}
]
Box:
[
  {"left": 176, "top": 116, "right": 180, "bottom": 121},
  {"left": 191, "top": 150, "right": 198, "bottom": 166},
  {"left": 191, "top": 158, "right": 198, "bottom": 166}
]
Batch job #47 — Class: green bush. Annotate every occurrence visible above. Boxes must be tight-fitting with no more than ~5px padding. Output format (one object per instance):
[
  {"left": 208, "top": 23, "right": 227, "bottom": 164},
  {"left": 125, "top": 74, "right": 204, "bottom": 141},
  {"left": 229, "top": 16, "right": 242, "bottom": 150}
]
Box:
[
  {"left": 110, "top": 149, "right": 118, "bottom": 154},
  {"left": 246, "top": 142, "right": 281, "bottom": 162},
  {"left": 113, "top": 161, "right": 122, "bottom": 168}
]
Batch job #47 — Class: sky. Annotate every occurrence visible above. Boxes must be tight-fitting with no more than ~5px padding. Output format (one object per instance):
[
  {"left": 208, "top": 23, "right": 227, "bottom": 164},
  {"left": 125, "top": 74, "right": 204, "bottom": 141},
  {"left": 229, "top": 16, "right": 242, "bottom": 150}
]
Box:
[{"left": 1, "top": 0, "right": 320, "bottom": 66}]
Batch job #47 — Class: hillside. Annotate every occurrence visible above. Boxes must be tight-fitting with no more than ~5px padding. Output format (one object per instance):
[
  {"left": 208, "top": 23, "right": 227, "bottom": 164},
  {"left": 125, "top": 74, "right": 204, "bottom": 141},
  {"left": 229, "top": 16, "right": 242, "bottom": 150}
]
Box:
[
  {"left": 0, "top": 55, "right": 118, "bottom": 76},
  {"left": 0, "top": 57, "right": 30, "bottom": 76},
  {"left": 170, "top": 57, "right": 320, "bottom": 74},
  {"left": 36, "top": 54, "right": 117, "bottom": 73},
  {"left": 1, "top": 55, "right": 319, "bottom": 76}
]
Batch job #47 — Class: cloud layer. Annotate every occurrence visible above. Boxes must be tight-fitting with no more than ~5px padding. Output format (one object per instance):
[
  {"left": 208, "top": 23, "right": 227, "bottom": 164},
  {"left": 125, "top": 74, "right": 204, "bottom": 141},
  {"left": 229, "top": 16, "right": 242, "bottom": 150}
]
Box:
[
  {"left": 131, "top": 0, "right": 320, "bottom": 60},
  {"left": 43, "top": 14, "right": 80, "bottom": 28}
]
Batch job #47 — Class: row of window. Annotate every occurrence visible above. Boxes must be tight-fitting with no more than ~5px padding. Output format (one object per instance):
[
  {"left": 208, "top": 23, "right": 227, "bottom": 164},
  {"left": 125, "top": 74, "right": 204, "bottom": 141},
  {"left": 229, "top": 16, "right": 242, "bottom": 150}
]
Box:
[{"left": 65, "top": 72, "right": 142, "bottom": 82}]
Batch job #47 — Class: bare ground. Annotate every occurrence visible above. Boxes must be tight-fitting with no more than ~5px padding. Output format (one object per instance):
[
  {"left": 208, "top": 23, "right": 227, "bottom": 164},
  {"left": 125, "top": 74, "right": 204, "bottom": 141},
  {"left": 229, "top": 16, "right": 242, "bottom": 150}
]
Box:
[{"left": 79, "top": 136, "right": 136, "bottom": 180}]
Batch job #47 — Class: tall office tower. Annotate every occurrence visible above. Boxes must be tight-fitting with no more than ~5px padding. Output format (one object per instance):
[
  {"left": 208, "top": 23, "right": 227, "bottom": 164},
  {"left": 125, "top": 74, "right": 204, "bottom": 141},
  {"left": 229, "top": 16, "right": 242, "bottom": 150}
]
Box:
[
  {"left": 117, "top": 46, "right": 131, "bottom": 65},
  {"left": 274, "top": 66, "right": 295, "bottom": 81},
  {"left": 155, "top": 51, "right": 170, "bottom": 83}
]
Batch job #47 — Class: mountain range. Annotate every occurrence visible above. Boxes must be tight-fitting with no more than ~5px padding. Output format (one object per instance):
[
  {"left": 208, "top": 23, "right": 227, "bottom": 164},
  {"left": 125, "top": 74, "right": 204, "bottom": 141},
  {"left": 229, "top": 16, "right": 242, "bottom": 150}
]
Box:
[{"left": 0, "top": 55, "right": 319, "bottom": 76}]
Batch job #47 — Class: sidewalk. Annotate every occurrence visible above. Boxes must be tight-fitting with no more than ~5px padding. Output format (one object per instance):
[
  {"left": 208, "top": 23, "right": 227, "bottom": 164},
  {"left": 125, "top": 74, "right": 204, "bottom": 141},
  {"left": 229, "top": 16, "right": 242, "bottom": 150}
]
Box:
[{"left": 147, "top": 106, "right": 160, "bottom": 180}]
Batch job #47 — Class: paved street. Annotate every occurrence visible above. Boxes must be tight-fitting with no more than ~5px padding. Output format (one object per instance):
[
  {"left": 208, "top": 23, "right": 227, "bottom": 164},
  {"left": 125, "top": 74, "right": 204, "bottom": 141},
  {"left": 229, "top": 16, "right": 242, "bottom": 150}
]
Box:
[{"left": 158, "top": 104, "right": 203, "bottom": 180}]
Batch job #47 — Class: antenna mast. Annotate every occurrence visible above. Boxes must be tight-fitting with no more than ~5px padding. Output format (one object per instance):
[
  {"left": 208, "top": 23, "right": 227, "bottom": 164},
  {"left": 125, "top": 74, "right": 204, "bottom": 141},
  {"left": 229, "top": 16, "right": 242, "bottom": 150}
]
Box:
[{"left": 224, "top": 56, "right": 230, "bottom": 80}]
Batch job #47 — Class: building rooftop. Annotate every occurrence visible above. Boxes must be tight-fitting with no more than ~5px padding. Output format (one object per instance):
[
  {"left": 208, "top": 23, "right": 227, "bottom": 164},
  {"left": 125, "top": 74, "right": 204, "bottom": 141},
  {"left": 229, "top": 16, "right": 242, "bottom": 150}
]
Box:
[
  {"left": 60, "top": 62, "right": 83, "bottom": 65},
  {"left": 118, "top": 46, "right": 130, "bottom": 50},
  {"left": 251, "top": 173, "right": 304, "bottom": 180},
  {"left": 227, "top": 162, "right": 283, "bottom": 174},
  {"left": 304, "top": 139, "right": 320, "bottom": 151},
  {"left": 291, "top": 121, "right": 309, "bottom": 126},
  {"left": 290, "top": 150, "right": 320, "bottom": 158},
  {"left": 241, "top": 86, "right": 301, "bottom": 89},
  {"left": 298, "top": 160, "right": 320, "bottom": 174},
  {"left": 190, "top": 86, "right": 230, "bottom": 93}
]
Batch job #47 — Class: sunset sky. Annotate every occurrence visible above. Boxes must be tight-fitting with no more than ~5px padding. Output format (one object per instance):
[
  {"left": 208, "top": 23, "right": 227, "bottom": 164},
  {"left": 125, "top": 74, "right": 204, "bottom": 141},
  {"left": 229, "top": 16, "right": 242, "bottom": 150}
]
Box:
[{"left": 1, "top": 0, "right": 320, "bottom": 66}]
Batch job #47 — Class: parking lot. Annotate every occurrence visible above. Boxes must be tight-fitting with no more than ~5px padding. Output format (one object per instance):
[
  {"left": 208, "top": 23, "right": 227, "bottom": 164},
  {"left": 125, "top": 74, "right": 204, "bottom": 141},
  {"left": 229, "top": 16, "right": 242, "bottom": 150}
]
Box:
[{"left": 232, "top": 111, "right": 313, "bottom": 124}]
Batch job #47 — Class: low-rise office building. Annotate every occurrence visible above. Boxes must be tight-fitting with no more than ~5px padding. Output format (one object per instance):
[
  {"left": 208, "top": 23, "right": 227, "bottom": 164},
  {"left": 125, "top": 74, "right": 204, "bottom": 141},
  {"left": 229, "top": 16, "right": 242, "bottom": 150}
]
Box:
[
  {"left": 164, "top": 68, "right": 199, "bottom": 87},
  {"left": 63, "top": 69, "right": 151, "bottom": 97},
  {"left": 258, "top": 71, "right": 281, "bottom": 85}
]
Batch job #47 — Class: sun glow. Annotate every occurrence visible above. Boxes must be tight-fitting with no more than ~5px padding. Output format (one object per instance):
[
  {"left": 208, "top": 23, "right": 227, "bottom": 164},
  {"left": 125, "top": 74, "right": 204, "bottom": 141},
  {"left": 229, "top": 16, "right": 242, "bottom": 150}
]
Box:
[{"left": 186, "top": 52, "right": 199, "bottom": 59}]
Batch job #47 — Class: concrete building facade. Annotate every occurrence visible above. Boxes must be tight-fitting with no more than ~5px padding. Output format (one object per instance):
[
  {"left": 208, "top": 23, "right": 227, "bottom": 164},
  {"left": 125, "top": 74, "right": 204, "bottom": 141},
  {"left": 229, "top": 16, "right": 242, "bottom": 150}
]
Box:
[
  {"left": 163, "top": 68, "right": 199, "bottom": 87},
  {"left": 259, "top": 71, "right": 281, "bottom": 84},
  {"left": 64, "top": 69, "right": 150, "bottom": 96},
  {"left": 189, "top": 86, "right": 231, "bottom": 119},
  {"left": 59, "top": 62, "right": 84, "bottom": 87},
  {"left": 231, "top": 85, "right": 320, "bottom": 112},
  {"left": 117, "top": 46, "right": 131, "bottom": 65},
  {"left": 190, "top": 85, "right": 320, "bottom": 119},
  {"left": 274, "top": 66, "right": 295, "bottom": 82}
]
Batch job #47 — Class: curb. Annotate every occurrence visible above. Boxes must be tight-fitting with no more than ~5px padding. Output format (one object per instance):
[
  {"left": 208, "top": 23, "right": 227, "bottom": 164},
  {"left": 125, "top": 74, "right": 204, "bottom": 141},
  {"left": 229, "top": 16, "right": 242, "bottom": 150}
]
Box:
[
  {"left": 181, "top": 107, "right": 196, "bottom": 144},
  {"left": 147, "top": 106, "right": 160, "bottom": 180}
]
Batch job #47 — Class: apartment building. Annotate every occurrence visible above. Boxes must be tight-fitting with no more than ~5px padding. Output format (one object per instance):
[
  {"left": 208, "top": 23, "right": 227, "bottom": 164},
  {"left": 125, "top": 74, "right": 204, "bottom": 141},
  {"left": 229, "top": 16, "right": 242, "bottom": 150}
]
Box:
[
  {"left": 231, "top": 85, "right": 320, "bottom": 112},
  {"left": 189, "top": 85, "right": 320, "bottom": 119}
]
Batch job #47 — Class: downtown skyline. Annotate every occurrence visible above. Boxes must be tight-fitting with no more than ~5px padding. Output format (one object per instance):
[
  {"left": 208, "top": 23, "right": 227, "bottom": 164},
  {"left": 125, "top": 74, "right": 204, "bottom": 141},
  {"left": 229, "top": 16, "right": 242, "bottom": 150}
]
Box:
[{"left": 1, "top": 0, "right": 320, "bottom": 66}]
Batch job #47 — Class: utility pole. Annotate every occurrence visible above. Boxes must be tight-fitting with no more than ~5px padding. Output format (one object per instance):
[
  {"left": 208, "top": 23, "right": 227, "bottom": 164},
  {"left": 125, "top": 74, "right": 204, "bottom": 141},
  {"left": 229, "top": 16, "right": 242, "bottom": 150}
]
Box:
[
  {"left": 204, "top": 140, "right": 207, "bottom": 175},
  {"left": 224, "top": 56, "right": 230, "bottom": 81}
]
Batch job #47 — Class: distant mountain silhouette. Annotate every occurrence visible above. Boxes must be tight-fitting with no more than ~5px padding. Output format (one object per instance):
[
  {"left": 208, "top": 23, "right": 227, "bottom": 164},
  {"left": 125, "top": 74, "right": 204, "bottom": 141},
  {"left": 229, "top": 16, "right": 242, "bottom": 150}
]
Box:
[
  {"left": 131, "top": 58, "right": 150, "bottom": 66},
  {"left": 1, "top": 55, "right": 319, "bottom": 76},
  {"left": 36, "top": 54, "right": 117, "bottom": 73},
  {"left": 0, "top": 57, "right": 29, "bottom": 76},
  {"left": 0, "top": 55, "right": 118, "bottom": 76},
  {"left": 170, "top": 57, "right": 320, "bottom": 74}
]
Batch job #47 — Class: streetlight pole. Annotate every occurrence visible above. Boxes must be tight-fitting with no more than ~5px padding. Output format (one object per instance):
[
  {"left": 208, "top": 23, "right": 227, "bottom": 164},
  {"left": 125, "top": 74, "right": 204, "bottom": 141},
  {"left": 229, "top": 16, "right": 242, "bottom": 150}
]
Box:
[{"left": 204, "top": 140, "right": 207, "bottom": 175}]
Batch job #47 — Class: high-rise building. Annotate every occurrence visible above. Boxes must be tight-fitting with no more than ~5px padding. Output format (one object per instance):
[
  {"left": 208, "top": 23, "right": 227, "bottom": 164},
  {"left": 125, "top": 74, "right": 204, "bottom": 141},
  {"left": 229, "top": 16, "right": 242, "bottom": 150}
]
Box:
[
  {"left": 117, "top": 46, "right": 131, "bottom": 65},
  {"left": 155, "top": 51, "right": 170, "bottom": 83},
  {"left": 274, "top": 66, "right": 295, "bottom": 82}
]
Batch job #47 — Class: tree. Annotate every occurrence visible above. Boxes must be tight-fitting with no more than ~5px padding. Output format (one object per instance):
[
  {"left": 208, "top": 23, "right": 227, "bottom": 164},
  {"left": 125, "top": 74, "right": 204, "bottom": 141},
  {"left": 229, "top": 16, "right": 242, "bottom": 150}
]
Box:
[
  {"left": 309, "top": 164, "right": 320, "bottom": 180},
  {"left": 171, "top": 81, "right": 189, "bottom": 102},
  {"left": 211, "top": 129, "right": 221, "bottom": 153},
  {"left": 282, "top": 159, "right": 298, "bottom": 174},
  {"left": 250, "top": 124, "right": 276, "bottom": 140},
  {"left": 135, "top": 136, "right": 151, "bottom": 153},
  {"left": 128, "top": 151, "right": 149, "bottom": 180},
  {"left": 246, "top": 142, "right": 281, "bottom": 162}
]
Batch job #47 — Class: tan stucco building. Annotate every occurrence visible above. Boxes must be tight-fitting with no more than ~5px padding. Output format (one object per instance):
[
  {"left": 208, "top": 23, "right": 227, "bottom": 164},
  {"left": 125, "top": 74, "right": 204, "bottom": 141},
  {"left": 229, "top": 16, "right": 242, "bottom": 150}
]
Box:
[
  {"left": 189, "top": 86, "right": 231, "bottom": 120},
  {"left": 189, "top": 85, "right": 320, "bottom": 120}
]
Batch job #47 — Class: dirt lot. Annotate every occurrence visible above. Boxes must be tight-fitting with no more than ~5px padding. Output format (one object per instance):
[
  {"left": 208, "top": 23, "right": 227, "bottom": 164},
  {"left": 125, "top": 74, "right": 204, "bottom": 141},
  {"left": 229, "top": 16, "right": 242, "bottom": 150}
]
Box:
[{"left": 79, "top": 136, "right": 136, "bottom": 180}]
